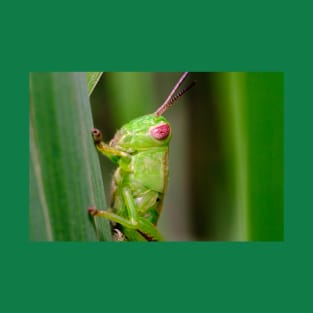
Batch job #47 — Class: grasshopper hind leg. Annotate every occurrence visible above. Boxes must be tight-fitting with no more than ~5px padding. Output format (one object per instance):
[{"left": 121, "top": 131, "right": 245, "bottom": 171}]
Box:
[
  {"left": 88, "top": 206, "right": 163, "bottom": 241},
  {"left": 88, "top": 187, "right": 164, "bottom": 241}
]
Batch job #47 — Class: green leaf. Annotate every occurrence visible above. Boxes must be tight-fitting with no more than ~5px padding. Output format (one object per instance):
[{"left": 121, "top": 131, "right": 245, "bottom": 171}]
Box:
[
  {"left": 30, "top": 72, "right": 112, "bottom": 241},
  {"left": 213, "top": 72, "right": 284, "bottom": 240},
  {"left": 87, "top": 72, "right": 103, "bottom": 96}
]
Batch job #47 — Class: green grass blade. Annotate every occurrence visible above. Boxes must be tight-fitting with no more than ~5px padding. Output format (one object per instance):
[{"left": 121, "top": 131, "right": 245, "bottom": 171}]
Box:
[
  {"left": 244, "top": 73, "right": 284, "bottom": 240},
  {"left": 30, "top": 72, "right": 111, "bottom": 241},
  {"left": 87, "top": 72, "right": 103, "bottom": 96},
  {"left": 214, "top": 72, "right": 284, "bottom": 241}
]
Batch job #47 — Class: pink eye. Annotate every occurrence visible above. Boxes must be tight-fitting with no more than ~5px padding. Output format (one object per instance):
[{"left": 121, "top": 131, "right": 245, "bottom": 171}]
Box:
[{"left": 150, "top": 123, "right": 171, "bottom": 140}]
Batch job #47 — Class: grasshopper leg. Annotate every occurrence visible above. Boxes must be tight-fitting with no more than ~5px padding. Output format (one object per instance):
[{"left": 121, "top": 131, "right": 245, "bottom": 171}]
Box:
[
  {"left": 91, "top": 128, "right": 130, "bottom": 161},
  {"left": 122, "top": 187, "right": 164, "bottom": 241},
  {"left": 89, "top": 187, "right": 164, "bottom": 241},
  {"left": 88, "top": 207, "right": 163, "bottom": 241}
]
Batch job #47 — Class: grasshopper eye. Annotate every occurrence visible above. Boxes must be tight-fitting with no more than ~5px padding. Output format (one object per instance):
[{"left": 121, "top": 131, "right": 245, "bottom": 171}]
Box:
[{"left": 150, "top": 123, "right": 171, "bottom": 140}]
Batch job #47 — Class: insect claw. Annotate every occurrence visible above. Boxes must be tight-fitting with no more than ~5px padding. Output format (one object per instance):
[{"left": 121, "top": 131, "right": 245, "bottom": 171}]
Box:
[
  {"left": 91, "top": 128, "right": 103, "bottom": 143},
  {"left": 113, "top": 228, "right": 127, "bottom": 241},
  {"left": 88, "top": 206, "right": 98, "bottom": 216}
]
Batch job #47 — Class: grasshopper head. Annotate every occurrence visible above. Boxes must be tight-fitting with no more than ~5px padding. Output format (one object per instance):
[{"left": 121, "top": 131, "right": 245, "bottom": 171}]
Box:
[
  {"left": 110, "top": 114, "right": 171, "bottom": 152},
  {"left": 110, "top": 73, "right": 195, "bottom": 153}
]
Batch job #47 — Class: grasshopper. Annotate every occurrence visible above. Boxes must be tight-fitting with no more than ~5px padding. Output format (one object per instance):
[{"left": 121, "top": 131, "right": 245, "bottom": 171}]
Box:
[{"left": 88, "top": 72, "right": 195, "bottom": 241}]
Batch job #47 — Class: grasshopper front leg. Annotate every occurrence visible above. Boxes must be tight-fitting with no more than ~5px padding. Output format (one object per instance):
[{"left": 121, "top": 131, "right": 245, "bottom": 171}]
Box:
[
  {"left": 89, "top": 188, "right": 164, "bottom": 242},
  {"left": 91, "top": 128, "right": 130, "bottom": 163}
]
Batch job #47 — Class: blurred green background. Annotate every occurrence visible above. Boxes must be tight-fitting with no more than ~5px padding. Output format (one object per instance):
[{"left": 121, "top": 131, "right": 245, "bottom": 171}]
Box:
[{"left": 90, "top": 72, "right": 284, "bottom": 241}]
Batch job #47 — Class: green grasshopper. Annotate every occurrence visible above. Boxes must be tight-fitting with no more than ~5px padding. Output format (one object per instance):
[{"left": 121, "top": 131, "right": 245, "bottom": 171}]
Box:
[{"left": 89, "top": 72, "right": 195, "bottom": 241}]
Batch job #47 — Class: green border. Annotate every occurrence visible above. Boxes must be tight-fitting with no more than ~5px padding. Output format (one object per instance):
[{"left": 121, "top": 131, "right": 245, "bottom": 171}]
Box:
[{"left": 1, "top": 1, "right": 312, "bottom": 312}]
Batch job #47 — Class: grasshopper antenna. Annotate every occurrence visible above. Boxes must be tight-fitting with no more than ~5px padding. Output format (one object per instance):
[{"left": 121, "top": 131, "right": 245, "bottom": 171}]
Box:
[{"left": 154, "top": 72, "right": 196, "bottom": 117}]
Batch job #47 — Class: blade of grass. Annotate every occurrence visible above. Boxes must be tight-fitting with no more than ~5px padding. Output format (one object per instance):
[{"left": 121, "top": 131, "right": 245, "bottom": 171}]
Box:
[
  {"left": 213, "top": 72, "right": 284, "bottom": 241},
  {"left": 87, "top": 72, "right": 103, "bottom": 96},
  {"left": 30, "top": 72, "right": 111, "bottom": 241}
]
